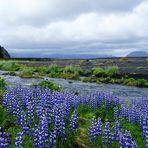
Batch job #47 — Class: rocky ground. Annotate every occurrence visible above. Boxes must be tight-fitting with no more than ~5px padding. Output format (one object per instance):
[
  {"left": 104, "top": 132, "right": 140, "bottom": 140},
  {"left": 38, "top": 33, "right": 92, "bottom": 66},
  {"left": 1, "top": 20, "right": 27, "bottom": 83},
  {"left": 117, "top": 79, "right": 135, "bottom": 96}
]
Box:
[{"left": 16, "top": 57, "right": 148, "bottom": 80}]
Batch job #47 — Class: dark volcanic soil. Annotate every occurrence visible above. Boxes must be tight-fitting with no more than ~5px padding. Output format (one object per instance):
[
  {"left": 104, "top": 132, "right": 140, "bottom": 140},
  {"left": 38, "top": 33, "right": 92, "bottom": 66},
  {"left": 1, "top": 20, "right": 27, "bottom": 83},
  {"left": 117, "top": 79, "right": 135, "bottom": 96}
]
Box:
[{"left": 16, "top": 57, "right": 148, "bottom": 80}]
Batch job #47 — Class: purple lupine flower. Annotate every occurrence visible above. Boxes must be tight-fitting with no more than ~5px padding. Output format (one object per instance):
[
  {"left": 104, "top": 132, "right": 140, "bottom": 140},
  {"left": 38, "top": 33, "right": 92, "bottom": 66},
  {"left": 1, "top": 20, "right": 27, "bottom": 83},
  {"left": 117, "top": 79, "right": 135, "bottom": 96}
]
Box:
[
  {"left": 140, "top": 114, "right": 148, "bottom": 138},
  {"left": 114, "top": 120, "right": 121, "bottom": 140},
  {"left": 105, "top": 95, "right": 112, "bottom": 110},
  {"left": 88, "top": 117, "right": 98, "bottom": 142},
  {"left": 114, "top": 107, "right": 119, "bottom": 120},
  {"left": 54, "top": 114, "right": 66, "bottom": 139},
  {"left": 49, "top": 127, "right": 57, "bottom": 148},
  {"left": 26, "top": 98, "right": 35, "bottom": 126},
  {"left": 59, "top": 118, "right": 66, "bottom": 139},
  {"left": 0, "top": 127, "right": 10, "bottom": 148},
  {"left": 3, "top": 86, "right": 147, "bottom": 148},
  {"left": 51, "top": 103, "right": 68, "bottom": 139},
  {"left": 89, "top": 96, "right": 97, "bottom": 111},
  {"left": 88, "top": 117, "right": 102, "bottom": 142},
  {"left": 102, "top": 120, "right": 111, "bottom": 146},
  {"left": 32, "top": 127, "right": 40, "bottom": 147},
  {"left": 15, "top": 132, "right": 24, "bottom": 148},
  {"left": 120, "top": 131, "right": 137, "bottom": 148},
  {"left": 127, "top": 108, "right": 139, "bottom": 125},
  {"left": 38, "top": 109, "right": 49, "bottom": 147},
  {"left": 96, "top": 118, "right": 102, "bottom": 136},
  {"left": 69, "top": 110, "right": 78, "bottom": 133},
  {"left": 146, "top": 128, "right": 148, "bottom": 148}
]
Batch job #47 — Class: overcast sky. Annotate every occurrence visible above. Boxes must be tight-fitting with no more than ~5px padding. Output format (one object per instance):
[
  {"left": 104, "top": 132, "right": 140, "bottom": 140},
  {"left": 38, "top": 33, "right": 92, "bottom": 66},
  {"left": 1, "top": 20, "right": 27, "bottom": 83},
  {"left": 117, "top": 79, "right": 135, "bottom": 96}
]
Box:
[{"left": 0, "top": 0, "right": 148, "bottom": 57}]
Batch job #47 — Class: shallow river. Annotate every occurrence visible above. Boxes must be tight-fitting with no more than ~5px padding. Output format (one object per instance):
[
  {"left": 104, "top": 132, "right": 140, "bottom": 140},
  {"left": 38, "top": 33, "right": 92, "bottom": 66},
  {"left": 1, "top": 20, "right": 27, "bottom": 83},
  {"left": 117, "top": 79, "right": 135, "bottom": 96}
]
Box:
[{"left": 0, "top": 70, "right": 148, "bottom": 100}]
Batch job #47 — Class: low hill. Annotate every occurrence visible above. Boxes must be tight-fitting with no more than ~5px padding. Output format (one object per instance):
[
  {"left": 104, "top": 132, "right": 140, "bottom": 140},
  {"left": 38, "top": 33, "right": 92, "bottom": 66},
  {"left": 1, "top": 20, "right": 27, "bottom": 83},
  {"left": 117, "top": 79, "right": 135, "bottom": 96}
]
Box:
[{"left": 127, "top": 51, "right": 148, "bottom": 57}]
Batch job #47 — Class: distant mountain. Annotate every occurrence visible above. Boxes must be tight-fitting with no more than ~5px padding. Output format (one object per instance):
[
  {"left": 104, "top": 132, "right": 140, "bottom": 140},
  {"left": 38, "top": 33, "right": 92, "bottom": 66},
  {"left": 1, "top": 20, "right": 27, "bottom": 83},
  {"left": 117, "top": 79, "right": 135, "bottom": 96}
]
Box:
[
  {"left": 43, "top": 54, "right": 113, "bottom": 59},
  {"left": 127, "top": 51, "right": 148, "bottom": 57},
  {"left": 11, "top": 53, "right": 114, "bottom": 59},
  {"left": 0, "top": 46, "right": 11, "bottom": 58}
]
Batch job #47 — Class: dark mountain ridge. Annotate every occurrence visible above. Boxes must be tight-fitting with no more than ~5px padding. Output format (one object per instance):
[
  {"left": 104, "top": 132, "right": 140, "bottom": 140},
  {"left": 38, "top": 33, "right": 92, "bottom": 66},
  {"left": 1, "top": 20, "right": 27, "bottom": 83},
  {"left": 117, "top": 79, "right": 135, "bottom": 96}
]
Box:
[
  {"left": 43, "top": 54, "right": 113, "bottom": 59},
  {"left": 0, "top": 46, "right": 11, "bottom": 58}
]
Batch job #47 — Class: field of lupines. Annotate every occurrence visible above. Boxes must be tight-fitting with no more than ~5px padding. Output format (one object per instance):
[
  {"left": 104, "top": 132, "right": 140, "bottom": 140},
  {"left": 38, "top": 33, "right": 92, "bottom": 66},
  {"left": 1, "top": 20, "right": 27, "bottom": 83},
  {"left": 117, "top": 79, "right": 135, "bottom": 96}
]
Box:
[{"left": 0, "top": 86, "right": 148, "bottom": 148}]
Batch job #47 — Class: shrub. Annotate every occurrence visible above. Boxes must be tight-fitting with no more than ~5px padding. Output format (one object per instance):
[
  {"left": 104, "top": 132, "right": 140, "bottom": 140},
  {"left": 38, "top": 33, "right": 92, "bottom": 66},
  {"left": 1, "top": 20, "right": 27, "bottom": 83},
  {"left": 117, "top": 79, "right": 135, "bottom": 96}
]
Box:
[
  {"left": 19, "top": 68, "right": 34, "bottom": 78},
  {"left": 123, "top": 78, "right": 137, "bottom": 86},
  {"left": 48, "top": 71, "right": 61, "bottom": 78},
  {"left": 61, "top": 73, "right": 80, "bottom": 80},
  {"left": 122, "top": 78, "right": 148, "bottom": 87},
  {"left": 62, "top": 66, "right": 81, "bottom": 80},
  {"left": 92, "top": 67, "right": 105, "bottom": 77},
  {"left": 136, "top": 66, "right": 144, "bottom": 70},
  {"left": 145, "top": 82, "right": 148, "bottom": 87},
  {"left": 0, "top": 78, "right": 6, "bottom": 103},
  {"left": 105, "top": 66, "right": 119, "bottom": 77},
  {"left": 47, "top": 66, "right": 80, "bottom": 80},
  {"left": 47, "top": 64, "right": 62, "bottom": 74},
  {"left": 79, "top": 69, "right": 92, "bottom": 77},
  {"left": 96, "top": 80, "right": 101, "bottom": 84},
  {"left": 63, "top": 66, "right": 80, "bottom": 74},
  {"left": 136, "top": 79, "right": 147, "bottom": 87},
  {"left": 82, "top": 77, "right": 90, "bottom": 82},
  {"left": 34, "top": 66, "right": 47, "bottom": 75},
  {"left": 0, "top": 77, "right": 6, "bottom": 88},
  {"left": 2, "top": 71, "right": 17, "bottom": 76},
  {"left": 32, "top": 80, "right": 61, "bottom": 92},
  {"left": 0, "top": 62, "right": 22, "bottom": 71},
  {"left": 82, "top": 76, "right": 97, "bottom": 83},
  {"left": 0, "top": 90, "right": 4, "bottom": 104}
]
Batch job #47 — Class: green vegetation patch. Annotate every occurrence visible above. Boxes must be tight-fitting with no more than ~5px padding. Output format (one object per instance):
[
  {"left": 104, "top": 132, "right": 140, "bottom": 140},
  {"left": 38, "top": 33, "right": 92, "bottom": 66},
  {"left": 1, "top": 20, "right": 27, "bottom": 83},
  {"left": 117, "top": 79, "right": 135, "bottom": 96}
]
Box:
[
  {"left": 32, "top": 80, "right": 62, "bottom": 92},
  {"left": 0, "top": 61, "right": 23, "bottom": 71}
]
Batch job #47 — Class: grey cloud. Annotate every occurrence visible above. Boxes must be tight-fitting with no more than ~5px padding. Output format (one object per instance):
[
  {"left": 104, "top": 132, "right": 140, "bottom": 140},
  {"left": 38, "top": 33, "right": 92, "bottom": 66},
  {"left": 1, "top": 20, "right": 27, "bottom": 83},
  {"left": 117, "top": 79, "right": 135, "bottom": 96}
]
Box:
[
  {"left": 0, "top": 0, "right": 148, "bottom": 57},
  {"left": 0, "top": 0, "right": 142, "bottom": 27}
]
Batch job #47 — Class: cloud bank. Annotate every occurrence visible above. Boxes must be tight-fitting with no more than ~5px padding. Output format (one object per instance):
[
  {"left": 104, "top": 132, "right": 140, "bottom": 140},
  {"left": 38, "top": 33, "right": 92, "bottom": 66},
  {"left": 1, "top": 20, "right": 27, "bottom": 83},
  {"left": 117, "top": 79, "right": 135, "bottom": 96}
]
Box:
[{"left": 0, "top": 0, "right": 148, "bottom": 57}]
